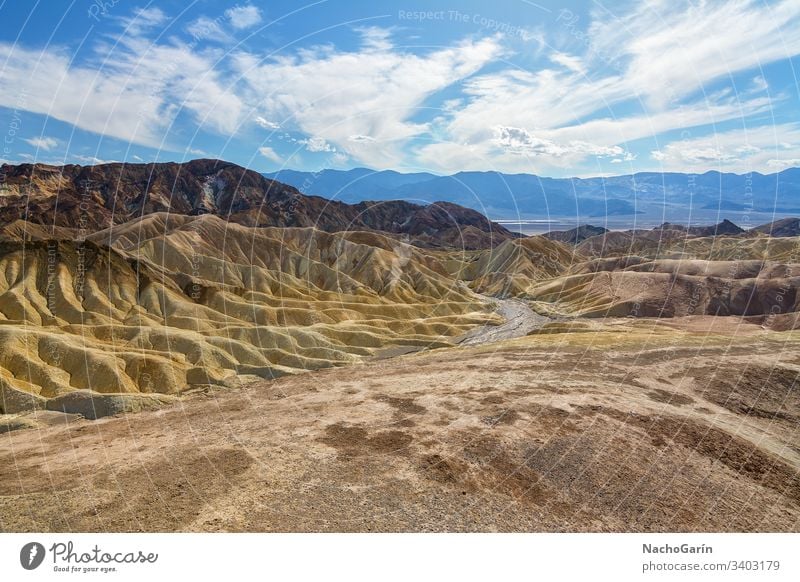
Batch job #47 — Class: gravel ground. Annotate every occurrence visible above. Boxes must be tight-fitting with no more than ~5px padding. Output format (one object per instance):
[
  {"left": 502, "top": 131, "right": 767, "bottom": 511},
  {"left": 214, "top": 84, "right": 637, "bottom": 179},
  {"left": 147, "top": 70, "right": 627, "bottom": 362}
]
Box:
[{"left": 2, "top": 317, "right": 799, "bottom": 533}]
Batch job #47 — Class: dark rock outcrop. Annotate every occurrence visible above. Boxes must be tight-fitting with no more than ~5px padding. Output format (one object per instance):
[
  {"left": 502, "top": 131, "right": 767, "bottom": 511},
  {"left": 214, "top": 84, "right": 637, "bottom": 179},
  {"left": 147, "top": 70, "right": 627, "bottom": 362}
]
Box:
[
  {"left": 0, "top": 160, "right": 515, "bottom": 249},
  {"left": 752, "top": 218, "right": 800, "bottom": 237},
  {"left": 544, "top": 224, "right": 609, "bottom": 244}
]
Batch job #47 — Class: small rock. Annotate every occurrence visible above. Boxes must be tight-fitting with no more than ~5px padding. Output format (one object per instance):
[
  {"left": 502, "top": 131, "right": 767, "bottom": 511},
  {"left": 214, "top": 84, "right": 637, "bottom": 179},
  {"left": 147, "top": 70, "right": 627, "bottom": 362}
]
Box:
[{"left": 45, "top": 390, "right": 178, "bottom": 420}]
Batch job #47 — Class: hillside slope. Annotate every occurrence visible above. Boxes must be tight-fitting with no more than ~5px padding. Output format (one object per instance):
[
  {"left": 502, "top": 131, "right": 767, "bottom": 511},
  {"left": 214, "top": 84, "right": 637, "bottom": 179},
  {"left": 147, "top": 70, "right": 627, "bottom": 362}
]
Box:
[
  {"left": 0, "top": 160, "right": 515, "bottom": 249},
  {"left": 0, "top": 216, "right": 500, "bottom": 416},
  {"left": 3, "top": 318, "right": 798, "bottom": 532}
]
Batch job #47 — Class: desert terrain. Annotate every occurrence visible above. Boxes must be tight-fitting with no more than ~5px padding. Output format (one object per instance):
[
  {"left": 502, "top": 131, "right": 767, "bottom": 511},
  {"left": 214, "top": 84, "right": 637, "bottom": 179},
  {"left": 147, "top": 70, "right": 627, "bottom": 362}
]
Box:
[
  {"left": 2, "top": 316, "right": 799, "bottom": 532},
  {"left": 1, "top": 160, "right": 799, "bottom": 532}
]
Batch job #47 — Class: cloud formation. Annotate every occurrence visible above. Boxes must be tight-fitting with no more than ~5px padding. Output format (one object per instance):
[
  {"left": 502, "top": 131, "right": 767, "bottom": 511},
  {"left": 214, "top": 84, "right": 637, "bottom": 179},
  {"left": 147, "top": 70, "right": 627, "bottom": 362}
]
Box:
[
  {"left": 225, "top": 5, "right": 262, "bottom": 30},
  {"left": 258, "top": 145, "right": 282, "bottom": 163},
  {"left": 237, "top": 31, "right": 504, "bottom": 167},
  {"left": 23, "top": 136, "right": 58, "bottom": 151},
  {"left": 2, "top": 1, "right": 799, "bottom": 174},
  {"left": 649, "top": 124, "right": 800, "bottom": 172}
]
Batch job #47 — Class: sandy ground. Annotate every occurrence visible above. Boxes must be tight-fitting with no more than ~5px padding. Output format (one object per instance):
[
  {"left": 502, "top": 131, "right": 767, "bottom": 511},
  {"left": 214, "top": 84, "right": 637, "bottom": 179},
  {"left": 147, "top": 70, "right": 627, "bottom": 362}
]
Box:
[
  {"left": 1, "top": 316, "right": 799, "bottom": 533},
  {"left": 458, "top": 297, "right": 553, "bottom": 345}
]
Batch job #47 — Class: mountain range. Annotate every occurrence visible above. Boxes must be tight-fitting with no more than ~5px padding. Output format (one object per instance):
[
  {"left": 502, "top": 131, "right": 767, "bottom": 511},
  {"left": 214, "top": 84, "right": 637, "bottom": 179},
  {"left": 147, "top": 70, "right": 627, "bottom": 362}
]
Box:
[
  {"left": 0, "top": 160, "right": 514, "bottom": 249},
  {"left": 265, "top": 167, "right": 800, "bottom": 219}
]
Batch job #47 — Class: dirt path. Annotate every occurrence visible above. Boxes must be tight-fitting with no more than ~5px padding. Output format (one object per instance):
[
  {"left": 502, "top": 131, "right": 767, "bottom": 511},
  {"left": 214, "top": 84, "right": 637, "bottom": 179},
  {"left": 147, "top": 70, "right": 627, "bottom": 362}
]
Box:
[{"left": 458, "top": 296, "right": 553, "bottom": 346}]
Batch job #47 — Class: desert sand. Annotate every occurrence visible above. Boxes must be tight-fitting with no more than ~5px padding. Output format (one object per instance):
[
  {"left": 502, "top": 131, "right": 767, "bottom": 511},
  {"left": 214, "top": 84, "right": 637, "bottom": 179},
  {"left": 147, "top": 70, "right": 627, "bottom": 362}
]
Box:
[{"left": 2, "top": 316, "right": 798, "bottom": 532}]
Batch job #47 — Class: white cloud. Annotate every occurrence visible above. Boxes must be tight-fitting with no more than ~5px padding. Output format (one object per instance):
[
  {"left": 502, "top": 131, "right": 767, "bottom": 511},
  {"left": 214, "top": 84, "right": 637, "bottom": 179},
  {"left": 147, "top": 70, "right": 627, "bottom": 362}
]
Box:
[
  {"left": 587, "top": 0, "right": 800, "bottom": 106},
  {"left": 236, "top": 29, "right": 503, "bottom": 167},
  {"left": 751, "top": 75, "right": 769, "bottom": 92},
  {"left": 611, "top": 152, "right": 637, "bottom": 163},
  {"left": 356, "top": 27, "right": 393, "bottom": 52},
  {"left": 0, "top": 42, "right": 167, "bottom": 147},
  {"left": 225, "top": 5, "right": 262, "bottom": 30},
  {"left": 72, "top": 154, "right": 115, "bottom": 165},
  {"left": 3, "top": 2, "right": 799, "bottom": 175},
  {"left": 302, "top": 136, "right": 334, "bottom": 152},
  {"left": 119, "top": 7, "right": 168, "bottom": 36},
  {"left": 417, "top": 78, "right": 772, "bottom": 173},
  {"left": 254, "top": 116, "right": 280, "bottom": 130},
  {"left": 0, "top": 13, "right": 245, "bottom": 149},
  {"left": 24, "top": 136, "right": 58, "bottom": 151},
  {"left": 187, "top": 16, "right": 231, "bottom": 43},
  {"left": 767, "top": 158, "right": 800, "bottom": 168},
  {"left": 413, "top": 0, "right": 798, "bottom": 174},
  {"left": 331, "top": 151, "right": 349, "bottom": 165},
  {"left": 648, "top": 124, "right": 800, "bottom": 172},
  {"left": 258, "top": 145, "right": 282, "bottom": 163},
  {"left": 549, "top": 52, "right": 585, "bottom": 75},
  {"left": 2, "top": 19, "right": 496, "bottom": 168},
  {"left": 493, "top": 126, "right": 625, "bottom": 158}
]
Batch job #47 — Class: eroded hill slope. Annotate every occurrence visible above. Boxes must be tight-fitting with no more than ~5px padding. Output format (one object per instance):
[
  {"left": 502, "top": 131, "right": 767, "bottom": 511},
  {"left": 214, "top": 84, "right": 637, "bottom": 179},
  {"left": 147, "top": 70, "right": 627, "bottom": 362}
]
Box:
[{"left": 0, "top": 217, "right": 500, "bottom": 416}]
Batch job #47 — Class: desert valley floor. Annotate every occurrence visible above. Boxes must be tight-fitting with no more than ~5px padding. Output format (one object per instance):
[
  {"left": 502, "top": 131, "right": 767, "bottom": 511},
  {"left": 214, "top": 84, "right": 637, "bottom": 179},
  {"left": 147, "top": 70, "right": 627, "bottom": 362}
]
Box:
[{"left": 2, "top": 316, "right": 799, "bottom": 532}]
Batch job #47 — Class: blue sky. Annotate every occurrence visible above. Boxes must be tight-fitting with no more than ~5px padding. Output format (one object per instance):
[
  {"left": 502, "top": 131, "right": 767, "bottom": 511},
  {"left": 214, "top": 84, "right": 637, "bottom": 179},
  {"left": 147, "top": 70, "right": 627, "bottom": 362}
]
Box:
[{"left": 1, "top": 0, "right": 799, "bottom": 177}]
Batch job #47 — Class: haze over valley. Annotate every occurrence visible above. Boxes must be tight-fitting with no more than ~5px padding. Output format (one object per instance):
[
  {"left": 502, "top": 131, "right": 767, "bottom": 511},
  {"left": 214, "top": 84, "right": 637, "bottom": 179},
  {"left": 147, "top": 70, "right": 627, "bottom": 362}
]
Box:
[{"left": 266, "top": 167, "right": 800, "bottom": 234}]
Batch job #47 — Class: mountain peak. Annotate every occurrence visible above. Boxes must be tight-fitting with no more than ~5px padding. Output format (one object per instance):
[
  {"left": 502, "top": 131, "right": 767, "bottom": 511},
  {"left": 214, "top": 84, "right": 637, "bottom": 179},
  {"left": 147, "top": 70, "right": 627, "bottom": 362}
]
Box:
[{"left": 0, "top": 160, "right": 514, "bottom": 250}]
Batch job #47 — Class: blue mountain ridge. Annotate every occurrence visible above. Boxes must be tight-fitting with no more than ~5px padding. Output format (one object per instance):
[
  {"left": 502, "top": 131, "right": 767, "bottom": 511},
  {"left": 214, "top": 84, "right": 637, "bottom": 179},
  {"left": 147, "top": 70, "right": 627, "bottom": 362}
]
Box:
[{"left": 265, "top": 167, "right": 800, "bottom": 220}]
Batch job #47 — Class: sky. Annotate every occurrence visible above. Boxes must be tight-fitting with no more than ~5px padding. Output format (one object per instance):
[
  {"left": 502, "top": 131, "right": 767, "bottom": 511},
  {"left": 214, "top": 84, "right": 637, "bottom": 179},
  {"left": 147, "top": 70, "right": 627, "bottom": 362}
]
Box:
[{"left": 0, "top": 0, "right": 799, "bottom": 177}]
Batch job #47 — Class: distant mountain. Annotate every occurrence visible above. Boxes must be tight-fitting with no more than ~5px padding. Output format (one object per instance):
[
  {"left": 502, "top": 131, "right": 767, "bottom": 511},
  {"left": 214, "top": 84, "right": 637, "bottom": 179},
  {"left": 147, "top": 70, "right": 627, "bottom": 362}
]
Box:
[
  {"left": 655, "top": 218, "right": 745, "bottom": 237},
  {"left": 544, "top": 225, "right": 609, "bottom": 244},
  {"left": 751, "top": 217, "right": 800, "bottom": 237},
  {"left": 266, "top": 168, "right": 640, "bottom": 217},
  {"left": 545, "top": 217, "right": 800, "bottom": 259},
  {"left": 0, "top": 160, "right": 515, "bottom": 249},
  {"left": 265, "top": 168, "right": 438, "bottom": 203},
  {"left": 265, "top": 167, "right": 800, "bottom": 219}
]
